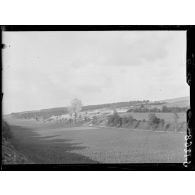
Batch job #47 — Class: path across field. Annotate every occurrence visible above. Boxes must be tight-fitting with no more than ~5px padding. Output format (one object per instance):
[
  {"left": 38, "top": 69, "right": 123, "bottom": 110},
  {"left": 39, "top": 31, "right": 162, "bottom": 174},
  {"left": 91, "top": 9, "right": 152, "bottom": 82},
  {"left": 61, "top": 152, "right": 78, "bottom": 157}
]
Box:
[{"left": 5, "top": 118, "right": 186, "bottom": 163}]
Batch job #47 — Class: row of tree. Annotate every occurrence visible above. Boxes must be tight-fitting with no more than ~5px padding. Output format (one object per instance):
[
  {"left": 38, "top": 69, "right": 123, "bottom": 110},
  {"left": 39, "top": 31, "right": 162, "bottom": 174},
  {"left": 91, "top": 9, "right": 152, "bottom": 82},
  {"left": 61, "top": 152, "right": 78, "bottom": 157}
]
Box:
[
  {"left": 107, "top": 111, "right": 181, "bottom": 131},
  {"left": 107, "top": 111, "right": 166, "bottom": 128},
  {"left": 127, "top": 105, "right": 188, "bottom": 113}
]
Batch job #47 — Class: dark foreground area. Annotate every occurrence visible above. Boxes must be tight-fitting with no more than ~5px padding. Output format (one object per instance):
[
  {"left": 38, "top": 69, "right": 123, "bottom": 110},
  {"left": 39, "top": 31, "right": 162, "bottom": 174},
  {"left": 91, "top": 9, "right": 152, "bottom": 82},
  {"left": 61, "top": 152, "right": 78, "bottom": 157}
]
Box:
[
  {"left": 2, "top": 118, "right": 186, "bottom": 164},
  {"left": 8, "top": 125, "right": 99, "bottom": 164},
  {"left": 2, "top": 121, "right": 32, "bottom": 164}
]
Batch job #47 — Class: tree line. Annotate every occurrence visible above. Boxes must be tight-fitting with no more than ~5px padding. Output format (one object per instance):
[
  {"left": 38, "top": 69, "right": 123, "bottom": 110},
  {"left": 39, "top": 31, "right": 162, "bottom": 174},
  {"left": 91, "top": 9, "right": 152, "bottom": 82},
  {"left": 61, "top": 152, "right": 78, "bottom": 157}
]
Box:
[{"left": 127, "top": 105, "right": 188, "bottom": 113}]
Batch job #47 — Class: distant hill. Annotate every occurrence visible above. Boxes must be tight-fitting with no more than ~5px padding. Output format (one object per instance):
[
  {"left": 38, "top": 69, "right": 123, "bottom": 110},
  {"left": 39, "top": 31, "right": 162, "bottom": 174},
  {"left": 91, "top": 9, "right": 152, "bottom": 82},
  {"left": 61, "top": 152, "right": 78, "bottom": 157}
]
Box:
[
  {"left": 10, "top": 107, "right": 68, "bottom": 120},
  {"left": 8, "top": 97, "right": 189, "bottom": 119},
  {"left": 10, "top": 100, "right": 150, "bottom": 117},
  {"left": 161, "top": 96, "right": 190, "bottom": 107}
]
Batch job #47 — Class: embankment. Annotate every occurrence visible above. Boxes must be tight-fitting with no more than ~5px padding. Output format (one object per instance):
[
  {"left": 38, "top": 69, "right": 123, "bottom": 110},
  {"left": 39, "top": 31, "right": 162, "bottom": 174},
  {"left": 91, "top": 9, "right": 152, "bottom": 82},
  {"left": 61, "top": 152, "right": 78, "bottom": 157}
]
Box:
[{"left": 2, "top": 120, "right": 32, "bottom": 164}]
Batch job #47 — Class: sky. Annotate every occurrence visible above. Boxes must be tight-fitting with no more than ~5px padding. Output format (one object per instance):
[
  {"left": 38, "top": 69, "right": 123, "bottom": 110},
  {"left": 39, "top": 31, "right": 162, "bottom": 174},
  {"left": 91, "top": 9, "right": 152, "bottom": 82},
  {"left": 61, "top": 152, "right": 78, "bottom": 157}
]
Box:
[{"left": 3, "top": 31, "right": 188, "bottom": 114}]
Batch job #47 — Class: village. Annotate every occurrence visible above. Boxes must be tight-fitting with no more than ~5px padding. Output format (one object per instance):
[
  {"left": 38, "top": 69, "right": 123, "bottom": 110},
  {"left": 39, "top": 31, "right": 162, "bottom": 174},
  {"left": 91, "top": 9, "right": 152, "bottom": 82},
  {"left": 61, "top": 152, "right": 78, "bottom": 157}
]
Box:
[{"left": 44, "top": 107, "right": 129, "bottom": 124}]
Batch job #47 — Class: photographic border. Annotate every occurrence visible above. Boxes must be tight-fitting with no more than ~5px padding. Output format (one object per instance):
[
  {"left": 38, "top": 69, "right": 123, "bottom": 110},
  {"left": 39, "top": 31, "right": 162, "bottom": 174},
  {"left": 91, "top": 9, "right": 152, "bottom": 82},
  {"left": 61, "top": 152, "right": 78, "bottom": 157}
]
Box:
[{"left": 1, "top": 25, "right": 194, "bottom": 171}]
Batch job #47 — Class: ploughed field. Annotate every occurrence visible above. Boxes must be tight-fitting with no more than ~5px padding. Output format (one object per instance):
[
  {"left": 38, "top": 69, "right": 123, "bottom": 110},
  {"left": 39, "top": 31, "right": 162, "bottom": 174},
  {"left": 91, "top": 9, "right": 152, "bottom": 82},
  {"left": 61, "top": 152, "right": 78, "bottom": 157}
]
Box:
[{"left": 4, "top": 117, "right": 186, "bottom": 163}]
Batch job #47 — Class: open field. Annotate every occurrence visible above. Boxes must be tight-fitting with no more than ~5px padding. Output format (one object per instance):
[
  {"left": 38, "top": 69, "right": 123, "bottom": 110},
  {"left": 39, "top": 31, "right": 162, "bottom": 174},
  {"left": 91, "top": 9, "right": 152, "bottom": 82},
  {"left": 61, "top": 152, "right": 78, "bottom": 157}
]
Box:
[{"left": 4, "top": 117, "right": 186, "bottom": 163}]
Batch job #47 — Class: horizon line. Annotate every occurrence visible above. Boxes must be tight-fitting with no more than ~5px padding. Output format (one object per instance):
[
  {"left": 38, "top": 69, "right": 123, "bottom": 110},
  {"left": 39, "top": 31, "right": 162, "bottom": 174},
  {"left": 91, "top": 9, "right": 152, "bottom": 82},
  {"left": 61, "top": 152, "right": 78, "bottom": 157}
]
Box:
[{"left": 3, "top": 95, "right": 189, "bottom": 115}]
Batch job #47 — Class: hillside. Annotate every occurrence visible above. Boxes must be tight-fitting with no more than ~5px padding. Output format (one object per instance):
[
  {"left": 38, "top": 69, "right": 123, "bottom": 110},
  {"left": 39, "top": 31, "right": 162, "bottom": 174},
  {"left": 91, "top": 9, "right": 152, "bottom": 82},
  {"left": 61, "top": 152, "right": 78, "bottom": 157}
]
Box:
[
  {"left": 8, "top": 100, "right": 149, "bottom": 119},
  {"left": 8, "top": 96, "right": 189, "bottom": 120},
  {"left": 161, "top": 96, "right": 190, "bottom": 107}
]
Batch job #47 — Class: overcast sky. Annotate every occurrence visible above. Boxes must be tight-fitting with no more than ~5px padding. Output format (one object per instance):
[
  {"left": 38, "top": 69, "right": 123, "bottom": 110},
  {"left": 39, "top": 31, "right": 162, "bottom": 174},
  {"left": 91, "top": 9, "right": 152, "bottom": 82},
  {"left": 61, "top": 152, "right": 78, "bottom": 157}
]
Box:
[{"left": 3, "top": 31, "right": 188, "bottom": 114}]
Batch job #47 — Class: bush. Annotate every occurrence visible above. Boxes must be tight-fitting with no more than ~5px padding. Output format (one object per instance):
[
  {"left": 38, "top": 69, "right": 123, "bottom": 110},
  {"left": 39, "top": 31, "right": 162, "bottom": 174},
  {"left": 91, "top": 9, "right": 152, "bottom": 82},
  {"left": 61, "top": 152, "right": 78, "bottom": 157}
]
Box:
[
  {"left": 107, "top": 112, "right": 137, "bottom": 128},
  {"left": 165, "top": 123, "right": 170, "bottom": 129},
  {"left": 107, "top": 111, "right": 122, "bottom": 127},
  {"left": 148, "top": 113, "right": 164, "bottom": 128},
  {"left": 135, "top": 120, "right": 141, "bottom": 128},
  {"left": 121, "top": 115, "right": 134, "bottom": 126}
]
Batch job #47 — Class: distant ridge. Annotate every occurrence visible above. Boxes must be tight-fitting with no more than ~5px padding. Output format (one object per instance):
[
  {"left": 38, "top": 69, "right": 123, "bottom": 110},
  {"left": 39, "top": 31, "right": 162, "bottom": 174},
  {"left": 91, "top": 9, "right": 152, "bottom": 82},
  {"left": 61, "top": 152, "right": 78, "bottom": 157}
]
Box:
[
  {"left": 161, "top": 96, "right": 190, "bottom": 107},
  {"left": 7, "top": 96, "right": 190, "bottom": 116},
  {"left": 160, "top": 96, "right": 189, "bottom": 103}
]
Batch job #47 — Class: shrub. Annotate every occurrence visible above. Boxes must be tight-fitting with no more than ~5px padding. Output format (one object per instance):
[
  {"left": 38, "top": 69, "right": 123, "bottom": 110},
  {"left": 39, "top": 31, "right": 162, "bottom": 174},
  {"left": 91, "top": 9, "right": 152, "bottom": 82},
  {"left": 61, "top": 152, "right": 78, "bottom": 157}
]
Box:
[
  {"left": 122, "top": 115, "right": 134, "bottom": 125},
  {"left": 165, "top": 123, "right": 170, "bottom": 129},
  {"left": 135, "top": 120, "right": 141, "bottom": 128},
  {"left": 148, "top": 113, "right": 165, "bottom": 127},
  {"left": 107, "top": 111, "right": 122, "bottom": 127}
]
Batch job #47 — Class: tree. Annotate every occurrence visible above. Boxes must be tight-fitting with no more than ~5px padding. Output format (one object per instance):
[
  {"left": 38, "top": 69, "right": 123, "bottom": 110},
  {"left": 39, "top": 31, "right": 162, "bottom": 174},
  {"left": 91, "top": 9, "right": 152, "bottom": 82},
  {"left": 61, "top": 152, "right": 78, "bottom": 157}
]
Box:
[
  {"left": 69, "top": 98, "right": 82, "bottom": 123},
  {"left": 107, "top": 109, "right": 122, "bottom": 127},
  {"left": 148, "top": 113, "right": 160, "bottom": 126}
]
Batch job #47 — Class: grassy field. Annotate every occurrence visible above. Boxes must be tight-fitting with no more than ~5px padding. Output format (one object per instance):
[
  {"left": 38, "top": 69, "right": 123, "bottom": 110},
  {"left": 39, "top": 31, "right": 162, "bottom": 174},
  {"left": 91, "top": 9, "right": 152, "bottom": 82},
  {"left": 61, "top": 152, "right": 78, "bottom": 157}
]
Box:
[{"left": 4, "top": 117, "right": 186, "bottom": 163}]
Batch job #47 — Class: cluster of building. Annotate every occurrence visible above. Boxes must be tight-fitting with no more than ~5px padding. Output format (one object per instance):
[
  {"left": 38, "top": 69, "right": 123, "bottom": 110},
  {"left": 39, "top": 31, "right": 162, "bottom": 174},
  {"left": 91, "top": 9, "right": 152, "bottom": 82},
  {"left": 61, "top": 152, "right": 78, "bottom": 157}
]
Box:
[{"left": 45, "top": 107, "right": 129, "bottom": 122}]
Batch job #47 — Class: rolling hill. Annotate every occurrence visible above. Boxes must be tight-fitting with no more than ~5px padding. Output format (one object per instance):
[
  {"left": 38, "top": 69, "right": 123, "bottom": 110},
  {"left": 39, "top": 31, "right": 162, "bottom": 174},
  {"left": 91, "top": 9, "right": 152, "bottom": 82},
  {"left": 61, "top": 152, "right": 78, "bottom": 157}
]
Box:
[
  {"left": 7, "top": 96, "right": 190, "bottom": 120},
  {"left": 161, "top": 96, "right": 190, "bottom": 107}
]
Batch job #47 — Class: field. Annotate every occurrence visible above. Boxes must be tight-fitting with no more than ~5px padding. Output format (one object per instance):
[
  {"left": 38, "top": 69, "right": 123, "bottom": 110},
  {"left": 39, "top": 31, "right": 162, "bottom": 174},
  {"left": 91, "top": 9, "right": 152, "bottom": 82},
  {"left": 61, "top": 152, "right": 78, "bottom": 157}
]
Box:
[{"left": 4, "top": 117, "right": 186, "bottom": 163}]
